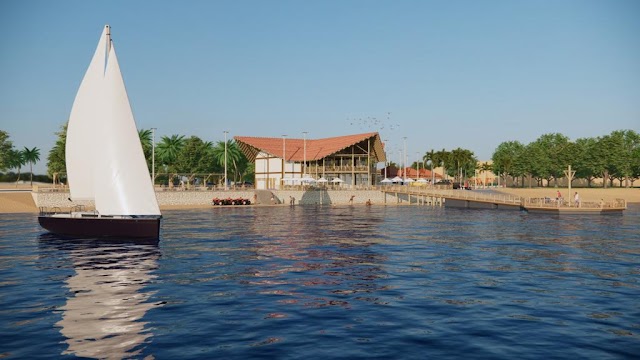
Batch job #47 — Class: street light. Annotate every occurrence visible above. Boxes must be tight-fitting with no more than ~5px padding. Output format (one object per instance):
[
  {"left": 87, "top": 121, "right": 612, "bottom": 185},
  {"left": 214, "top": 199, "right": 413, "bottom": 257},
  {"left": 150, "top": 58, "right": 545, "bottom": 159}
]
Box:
[
  {"left": 282, "top": 135, "right": 287, "bottom": 182},
  {"left": 302, "top": 131, "right": 308, "bottom": 177},
  {"left": 151, "top": 127, "right": 156, "bottom": 187},
  {"left": 416, "top": 151, "right": 420, "bottom": 180},
  {"left": 223, "top": 131, "right": 228, "bottom": 190},
  {"left": 402, "top": 137, "right": 407, "bottom": 182},
  {"left": 383, "top": 139, "right": 388, "bottom": 179}
]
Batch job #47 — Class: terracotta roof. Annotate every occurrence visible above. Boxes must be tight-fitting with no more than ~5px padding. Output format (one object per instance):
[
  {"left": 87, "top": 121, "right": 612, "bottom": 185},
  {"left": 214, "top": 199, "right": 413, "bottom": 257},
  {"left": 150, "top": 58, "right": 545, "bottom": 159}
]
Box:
[
  {"left": 397, "top": 167, "right": 442, "bottom": 179},
  {"left": 235, "top": 132, "right": 386, "bottom": 163}
]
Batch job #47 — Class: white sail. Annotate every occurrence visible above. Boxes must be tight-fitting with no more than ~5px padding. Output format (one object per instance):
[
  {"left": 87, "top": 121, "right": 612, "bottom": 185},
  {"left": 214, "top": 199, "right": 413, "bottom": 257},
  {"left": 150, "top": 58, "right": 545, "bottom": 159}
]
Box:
[
  {"left": 93, "top": 43, "right": 161, "bottom": 216},
  {"left": 66, "top": 25, "right": 160, "bottom": 216},
  {"left": 66, "top": 26, "right": 109, "bottom": 201}
]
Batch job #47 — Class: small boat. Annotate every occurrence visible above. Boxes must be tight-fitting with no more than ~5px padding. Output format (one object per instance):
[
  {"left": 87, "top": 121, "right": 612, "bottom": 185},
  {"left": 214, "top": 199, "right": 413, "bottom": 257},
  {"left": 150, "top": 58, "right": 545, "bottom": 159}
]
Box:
[{"left": 39, "top": 25, "right": 161, "bottom": 240}]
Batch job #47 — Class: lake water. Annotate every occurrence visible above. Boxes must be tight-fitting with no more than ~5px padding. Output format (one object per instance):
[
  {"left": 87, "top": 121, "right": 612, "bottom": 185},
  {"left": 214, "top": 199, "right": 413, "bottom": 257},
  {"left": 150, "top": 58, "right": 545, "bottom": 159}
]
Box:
[{"left": 1, "top": 204, "right": 639, "bottom": 359}]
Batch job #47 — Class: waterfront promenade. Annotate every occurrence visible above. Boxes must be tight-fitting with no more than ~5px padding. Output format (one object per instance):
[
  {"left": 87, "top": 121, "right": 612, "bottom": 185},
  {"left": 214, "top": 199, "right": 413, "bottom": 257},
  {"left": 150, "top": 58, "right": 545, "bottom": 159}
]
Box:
[{"left": 1, "top": 182, "right": 638, "bottom": 213}]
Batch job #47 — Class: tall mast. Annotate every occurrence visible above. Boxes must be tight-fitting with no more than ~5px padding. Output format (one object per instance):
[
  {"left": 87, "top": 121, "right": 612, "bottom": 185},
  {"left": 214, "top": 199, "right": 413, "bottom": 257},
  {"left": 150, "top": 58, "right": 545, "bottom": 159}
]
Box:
[{"left": 105, "top": 24, "right": 111, "bottom": 54}]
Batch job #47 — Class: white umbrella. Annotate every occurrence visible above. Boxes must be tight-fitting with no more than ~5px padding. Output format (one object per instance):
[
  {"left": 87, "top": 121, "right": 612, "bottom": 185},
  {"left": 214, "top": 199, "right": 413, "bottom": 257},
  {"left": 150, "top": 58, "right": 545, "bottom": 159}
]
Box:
[
  {"left": 417, "top": 178, "right": 428, "bottom": 183},
  {"left": 301, "top": 176, "right": 316, "bottom": 183},
  {"left": 331, "top": 177, "right": 344, "bottom": 183},
  {"left": 380, "top": 178, "right": 392, "bottom": 183},
  {"left": 317, "top": 177, "right": 328, "bottom": 183},
  {"left": 404, "top": 178, "right": 415, "bottom": 183},
  {"left": 391, "top": 176, "right": 403, "bottom": 183}
]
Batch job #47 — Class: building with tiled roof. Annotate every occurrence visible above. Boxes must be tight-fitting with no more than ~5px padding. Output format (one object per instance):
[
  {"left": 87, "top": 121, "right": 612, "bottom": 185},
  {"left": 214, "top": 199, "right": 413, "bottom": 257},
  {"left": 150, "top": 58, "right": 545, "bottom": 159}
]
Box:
[{"left": 235, "top": 132, "right": 386, "bottom": 189}]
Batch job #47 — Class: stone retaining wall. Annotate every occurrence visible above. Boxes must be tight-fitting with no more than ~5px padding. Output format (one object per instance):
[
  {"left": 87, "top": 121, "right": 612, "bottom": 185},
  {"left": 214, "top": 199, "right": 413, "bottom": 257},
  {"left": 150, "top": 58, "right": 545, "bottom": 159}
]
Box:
[
  {"left": 272, "top": 190, "right": 386, "bottom": 205},
  {"left": 33, "top": 189, "right": 413, "bottom": 209}
]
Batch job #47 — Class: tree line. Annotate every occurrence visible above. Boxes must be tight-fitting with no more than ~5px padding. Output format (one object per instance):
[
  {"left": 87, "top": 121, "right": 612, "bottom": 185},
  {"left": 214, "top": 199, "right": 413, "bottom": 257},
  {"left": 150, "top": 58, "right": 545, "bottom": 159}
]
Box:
[
  {"left": 0, "top": 130, "right": 42, "bottom": 185},
  {"left": 410, "top": 130, "right": 640, "bottom": 188},
  {"left": 490, "top": 130, "right": 640, "bottom": 188},
  {"left": 44, "top": 124, "right": 253, "bottom": 185},
  {"left": 2, "top": 126, "right": 639, "bottom": 188}
]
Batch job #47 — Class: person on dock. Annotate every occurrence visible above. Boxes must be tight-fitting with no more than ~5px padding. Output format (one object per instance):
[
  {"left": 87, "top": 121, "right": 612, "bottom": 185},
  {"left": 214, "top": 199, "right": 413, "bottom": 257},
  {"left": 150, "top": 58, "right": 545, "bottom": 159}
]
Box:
[
  {"left": 349, "top": 195, "right": 355, "bottom": 204},
  {"left": 574, "top": 192, "right": 580, "bottom": 207}
]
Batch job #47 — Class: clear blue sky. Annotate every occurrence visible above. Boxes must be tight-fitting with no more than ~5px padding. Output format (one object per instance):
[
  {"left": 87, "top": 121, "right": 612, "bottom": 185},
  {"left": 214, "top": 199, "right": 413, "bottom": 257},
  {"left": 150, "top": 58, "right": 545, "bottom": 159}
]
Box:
[{"left": 1, "top": 0, "right": 639, "bottom": 174}]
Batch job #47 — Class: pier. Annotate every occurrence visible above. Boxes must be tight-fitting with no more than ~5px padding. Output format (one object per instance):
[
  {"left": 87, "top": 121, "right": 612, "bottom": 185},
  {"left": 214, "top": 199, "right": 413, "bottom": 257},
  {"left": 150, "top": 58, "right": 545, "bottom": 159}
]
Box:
[{"left": 381, "top": 186, "right": 627, "bottom": 214}]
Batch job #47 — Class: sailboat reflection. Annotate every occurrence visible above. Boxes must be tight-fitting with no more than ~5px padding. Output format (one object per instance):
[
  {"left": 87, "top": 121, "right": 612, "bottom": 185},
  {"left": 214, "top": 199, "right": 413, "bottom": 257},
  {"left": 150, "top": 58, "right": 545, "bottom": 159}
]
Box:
[{"left": 40, "top": 235, "right": 162, "bottom": 359}]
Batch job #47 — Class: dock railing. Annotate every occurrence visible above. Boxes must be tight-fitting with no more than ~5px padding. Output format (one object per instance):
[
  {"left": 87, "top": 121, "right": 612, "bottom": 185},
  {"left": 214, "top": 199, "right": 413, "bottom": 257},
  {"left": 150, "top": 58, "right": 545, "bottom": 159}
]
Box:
[{"left": 522, "top": 197, "right": 627, "bottom": 210}]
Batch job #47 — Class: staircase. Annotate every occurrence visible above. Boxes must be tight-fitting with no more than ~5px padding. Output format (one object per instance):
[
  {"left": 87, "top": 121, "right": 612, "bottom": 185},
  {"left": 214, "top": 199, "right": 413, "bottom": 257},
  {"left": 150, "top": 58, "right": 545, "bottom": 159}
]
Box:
[{"left": 254, "top": 190, "right": 281, "bottom": 205}]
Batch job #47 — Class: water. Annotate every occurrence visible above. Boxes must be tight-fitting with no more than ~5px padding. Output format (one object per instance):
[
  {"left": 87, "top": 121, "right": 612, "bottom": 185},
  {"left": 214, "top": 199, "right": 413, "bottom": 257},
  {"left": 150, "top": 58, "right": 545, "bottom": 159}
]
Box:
[{"left": 1, "top": 205, "right": 639, "bottom": 359}]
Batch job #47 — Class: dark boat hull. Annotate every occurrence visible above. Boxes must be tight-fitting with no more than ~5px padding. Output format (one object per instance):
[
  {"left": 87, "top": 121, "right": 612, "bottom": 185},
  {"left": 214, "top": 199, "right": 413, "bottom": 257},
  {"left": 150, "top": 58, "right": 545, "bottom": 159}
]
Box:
[{"left": 38, "top": 215, "right": 161, "bottom": 240}]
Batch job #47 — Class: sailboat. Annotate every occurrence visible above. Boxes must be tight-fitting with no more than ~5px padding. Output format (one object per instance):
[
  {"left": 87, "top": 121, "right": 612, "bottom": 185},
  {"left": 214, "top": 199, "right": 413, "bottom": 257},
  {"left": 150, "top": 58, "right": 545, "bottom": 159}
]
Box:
[{"left": 39, "top": 25, "right": 162, "bottom": 240}]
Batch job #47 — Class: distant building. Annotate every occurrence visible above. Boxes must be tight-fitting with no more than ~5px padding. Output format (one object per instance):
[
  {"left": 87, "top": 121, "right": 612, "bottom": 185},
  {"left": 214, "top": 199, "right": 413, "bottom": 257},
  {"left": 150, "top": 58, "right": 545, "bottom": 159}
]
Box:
[{"left": 235, "top": 132, "right": 386, "bottom": 190}]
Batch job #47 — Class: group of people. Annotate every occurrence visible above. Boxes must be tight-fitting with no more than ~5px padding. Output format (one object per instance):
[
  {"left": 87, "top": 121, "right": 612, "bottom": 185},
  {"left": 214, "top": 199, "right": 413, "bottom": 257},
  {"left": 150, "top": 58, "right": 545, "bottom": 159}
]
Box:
[{"left": 556, "top": 190, "right": 580, "bottom": 207}]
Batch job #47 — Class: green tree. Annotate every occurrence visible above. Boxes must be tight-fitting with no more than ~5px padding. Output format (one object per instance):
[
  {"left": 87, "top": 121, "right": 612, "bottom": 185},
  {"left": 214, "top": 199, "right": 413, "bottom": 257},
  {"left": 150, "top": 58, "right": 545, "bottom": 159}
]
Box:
[
  {"left": 491, "top": 141, "right": 525, "bottom": 187},
  {"left": 22, "top": 146, "right": 40, "bottom": 186},
  {"left": 0, "top": 130, "right": 14, "bottom": 171},
  {"left": 211, "top": 140, "right": 246, "bottom": 183},
  {"left": 448, "top": 148, "right": 476, "bottom": 183},
  {"left": 174, "top": 136, "right": 213, "bottom": 174},
  {"left": 573, "top": 137, "right": 599, "bottom": 187},
  {"left": 47, "top": 123, "right": 67, "bottom": 180},
  {"left": 432, "top": 149, "right": 451, "bottom": 180},
  {"left": 422, "top": 149, "right": 438, "bottom": 181},
  {"left": 607, "top": 130, "right": 640, "bottom": 187},
  {"left": 529, "top": 133, "right": 572, "bottom": 186},
  {"left": 156, "top": 134, "right": 185, "bottom": 173},
  {"left": 478, "top": 162, "right": 493, "bottom": 186},
  {"left": 8, "top": 149, "right": 26, "bottom": 184},
  {"left": 138, "top": 129, "right": 153, "bottom": 172}
]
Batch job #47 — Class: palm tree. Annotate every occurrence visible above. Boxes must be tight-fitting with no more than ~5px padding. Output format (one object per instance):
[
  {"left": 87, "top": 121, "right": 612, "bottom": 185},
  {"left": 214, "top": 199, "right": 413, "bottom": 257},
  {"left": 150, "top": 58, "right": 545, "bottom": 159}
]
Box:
[
  {"left": 450, "top": 148, "right": 476, "bottom": 183},
  {"left": 479, "top": 162, "right": 493, "bottom": 187},
  {"left": 138, "top": 129, "right": 153, "bottom": 172},
  {"left": 22, "top": 147, "right": 40, "bottom": 186},
  {"left": 8, "top": 149, "right": 26, "bottom": 185},
  {"left": 156, "top": 134, "right": 185, "bottom": 173},
  {"left": 211, "top": 140, "right": 244, "bottom": 182},
  {"left": 433, "top": 149, "right": 450, "bottom": 180}
]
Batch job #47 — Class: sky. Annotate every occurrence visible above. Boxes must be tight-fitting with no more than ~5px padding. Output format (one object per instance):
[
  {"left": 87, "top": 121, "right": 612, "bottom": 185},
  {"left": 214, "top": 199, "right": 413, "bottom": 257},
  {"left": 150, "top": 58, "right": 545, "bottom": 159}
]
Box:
[{"left": 1, "top": 0, "right": 639, "bottom": 174}]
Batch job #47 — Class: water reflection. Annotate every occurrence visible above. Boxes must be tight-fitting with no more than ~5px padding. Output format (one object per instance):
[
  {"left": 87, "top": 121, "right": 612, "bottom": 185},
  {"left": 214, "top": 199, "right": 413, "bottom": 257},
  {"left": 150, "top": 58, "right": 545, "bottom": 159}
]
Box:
[
  {"left": 39, "top": 235, "right": 161, "bottom": 359},
  {"left": 239, "top": 206, "right": 391, "bottom": 309}
]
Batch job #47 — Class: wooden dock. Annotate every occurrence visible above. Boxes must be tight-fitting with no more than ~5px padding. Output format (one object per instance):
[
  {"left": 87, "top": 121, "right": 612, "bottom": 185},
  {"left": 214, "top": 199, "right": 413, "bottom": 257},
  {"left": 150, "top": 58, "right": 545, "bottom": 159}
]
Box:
[{"left": 381, "top": 187, "right": 627, "bottom": 214}]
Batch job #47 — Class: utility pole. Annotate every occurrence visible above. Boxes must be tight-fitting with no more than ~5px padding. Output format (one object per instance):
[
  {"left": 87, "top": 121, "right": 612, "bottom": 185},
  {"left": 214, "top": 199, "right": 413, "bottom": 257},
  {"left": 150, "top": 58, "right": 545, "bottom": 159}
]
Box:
[
  {"left": 303, "top": 131, "right": 308, "bottom": 177},
  {"left": 151, "top": 127, "right": 156, "bottom": 186},
  {"left": 402, "top": 137, "right": 407, "bottom": 182},
  {"left": 564, "top": 164, "right": 576, "bottom": 205},
  {"left": 223, "top": 131, "right": 228, "bottom": 190}
]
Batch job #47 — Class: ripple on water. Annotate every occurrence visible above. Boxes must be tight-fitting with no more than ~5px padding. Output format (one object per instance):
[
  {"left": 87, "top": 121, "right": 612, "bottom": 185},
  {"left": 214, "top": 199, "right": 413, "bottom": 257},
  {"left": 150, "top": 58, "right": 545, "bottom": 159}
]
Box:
[{"left": 1, "top": 206, "right": 640, "bottom": 359}]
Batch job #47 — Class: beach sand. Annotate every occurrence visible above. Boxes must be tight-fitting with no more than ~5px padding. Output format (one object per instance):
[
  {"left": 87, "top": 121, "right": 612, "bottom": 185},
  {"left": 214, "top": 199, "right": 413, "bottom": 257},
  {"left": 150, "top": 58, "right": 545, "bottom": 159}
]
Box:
[{"left": 0, "top": 192, "right": 38, "bottom": 213}]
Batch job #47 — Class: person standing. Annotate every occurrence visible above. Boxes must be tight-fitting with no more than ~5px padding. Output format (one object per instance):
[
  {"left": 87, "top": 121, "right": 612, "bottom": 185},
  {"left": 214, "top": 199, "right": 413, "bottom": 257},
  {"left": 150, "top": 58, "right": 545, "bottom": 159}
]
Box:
[{"left": 574, "top": 192, "right": 580, "bottom": 207}]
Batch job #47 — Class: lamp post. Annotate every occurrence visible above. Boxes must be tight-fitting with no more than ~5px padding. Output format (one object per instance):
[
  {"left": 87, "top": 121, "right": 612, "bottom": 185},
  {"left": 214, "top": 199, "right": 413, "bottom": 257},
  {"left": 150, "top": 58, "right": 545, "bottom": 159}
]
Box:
[
  {"left": 151, "top": 127, "right": 156, "bottom": 187},
  {"left": 397, "top": 149, "right": 402, "bottom": 181},
  {"left": 416, "top": 151, "right": 420, "bottom": 180},
  {"left": 303, "top": 131, "right": 307, "bottom": 177},
  {"left": 430, "top": 160, "right": 435, "bottom": 186},
  {"left": 402, "top": 137, "right": 407, "bottom": 182},
  {"left": 282, "top": 135, "right": 287, "bottom": 185},
  {"left": 223, "top": 131, "right": 228, "bottom": 190},
  {"left": 383, "top": 139, "right": 388, "bottom": 179}
]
